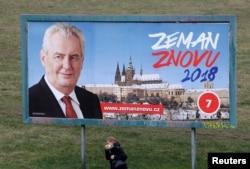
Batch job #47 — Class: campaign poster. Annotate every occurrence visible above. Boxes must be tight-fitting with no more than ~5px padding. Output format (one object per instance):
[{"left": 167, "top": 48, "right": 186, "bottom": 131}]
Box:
[{"left": 21, "top": 15, "right": 236, "bottom": 128}]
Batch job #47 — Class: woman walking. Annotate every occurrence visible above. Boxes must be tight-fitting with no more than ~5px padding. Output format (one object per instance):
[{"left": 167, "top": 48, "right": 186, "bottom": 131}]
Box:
[{"left": 104, "top": 136, "right": 128, "bottom": 169}]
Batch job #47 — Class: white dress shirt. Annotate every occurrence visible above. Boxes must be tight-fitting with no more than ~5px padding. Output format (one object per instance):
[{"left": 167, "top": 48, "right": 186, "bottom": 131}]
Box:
[{"left": 44, "top": 75, "right": 84, "bottom": 118}]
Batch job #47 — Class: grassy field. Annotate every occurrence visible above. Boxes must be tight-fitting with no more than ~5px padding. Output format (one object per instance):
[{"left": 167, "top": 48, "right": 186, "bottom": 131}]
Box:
[{"left": 0, "top": 0, "right": 250, "bottom": 169}]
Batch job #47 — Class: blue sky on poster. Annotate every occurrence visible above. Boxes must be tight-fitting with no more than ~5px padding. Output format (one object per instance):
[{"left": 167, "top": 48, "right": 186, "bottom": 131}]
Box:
[{"left": 28, "top": 21, "right": 229, "bottom": 89}]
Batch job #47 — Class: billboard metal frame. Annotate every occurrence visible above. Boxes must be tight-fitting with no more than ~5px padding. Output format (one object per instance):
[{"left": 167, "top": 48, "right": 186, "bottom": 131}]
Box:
[{"left": 21, "top": 14, "right": 236, "bottom": 128}]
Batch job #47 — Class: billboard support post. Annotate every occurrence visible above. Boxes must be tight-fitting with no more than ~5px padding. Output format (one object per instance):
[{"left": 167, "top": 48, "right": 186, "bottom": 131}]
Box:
[
  {"left": 191, "top": 128, "right": 196, "bottom": 169},
  {"left": 81, "top": 125, "right": 86, "bottom": 169}
]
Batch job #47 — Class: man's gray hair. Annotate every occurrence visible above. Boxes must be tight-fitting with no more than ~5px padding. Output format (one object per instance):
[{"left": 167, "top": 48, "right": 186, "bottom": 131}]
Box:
[{"left": 42, "top": 23, "right": 85, "bottom": 56}]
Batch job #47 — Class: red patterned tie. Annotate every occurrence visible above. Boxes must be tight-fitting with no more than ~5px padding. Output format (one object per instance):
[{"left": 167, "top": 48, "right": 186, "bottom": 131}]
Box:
[{"left": 62, "top": 96, "right": 77, "bottom": 118}]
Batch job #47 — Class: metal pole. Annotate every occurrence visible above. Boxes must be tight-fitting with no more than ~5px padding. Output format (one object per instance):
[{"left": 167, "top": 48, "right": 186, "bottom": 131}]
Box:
[
  {"left": 191, "top": 128, "right": 196, "bottom": 169},
  {"left": 81, "top": 125, "right": 86, "bottom": 169}
]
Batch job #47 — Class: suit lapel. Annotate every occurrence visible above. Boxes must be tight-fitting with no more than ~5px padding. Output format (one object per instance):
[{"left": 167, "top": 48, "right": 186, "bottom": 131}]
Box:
[{"left": 39, "top": 77, "right": 66, "bottom": 117}]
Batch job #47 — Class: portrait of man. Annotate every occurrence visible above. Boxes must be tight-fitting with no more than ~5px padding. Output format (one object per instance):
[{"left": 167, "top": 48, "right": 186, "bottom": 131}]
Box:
[{"left": 29, "top": 23, "right": 103, "bottom": 119}]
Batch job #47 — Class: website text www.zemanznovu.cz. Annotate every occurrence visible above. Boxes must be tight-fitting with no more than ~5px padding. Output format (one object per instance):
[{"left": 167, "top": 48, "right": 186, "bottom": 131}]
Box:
[{"left": 100, "top": 103, "right": 164, "bottom": 114}]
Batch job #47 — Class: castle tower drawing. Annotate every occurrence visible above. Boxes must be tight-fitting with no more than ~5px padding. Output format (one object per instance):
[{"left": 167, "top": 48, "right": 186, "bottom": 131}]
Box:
[
  {"left": 115, "top": 63, "right": 121, "bottom": 84},
  {"left": 124, "top": 56, "right": 135, "bottom": 86},
  {"left": 115, "top": 56, "right": 162, "bottom": 86},
  {"left": 115, "top": 56, "right": 135, "bottom": 86}
]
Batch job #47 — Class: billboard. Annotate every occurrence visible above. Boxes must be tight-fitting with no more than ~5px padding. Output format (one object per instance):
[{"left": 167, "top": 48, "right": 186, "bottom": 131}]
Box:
[{"left": 21, "top": 15, "right": 236, "bottom": 128}]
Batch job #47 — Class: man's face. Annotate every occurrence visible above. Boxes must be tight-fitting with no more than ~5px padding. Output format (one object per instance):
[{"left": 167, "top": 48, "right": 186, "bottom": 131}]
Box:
[{"left": 41, "top": 32, "right": 84, "bottom": 94}]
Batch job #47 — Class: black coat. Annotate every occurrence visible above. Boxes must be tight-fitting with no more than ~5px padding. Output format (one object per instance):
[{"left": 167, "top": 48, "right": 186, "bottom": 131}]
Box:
[
  {"left": 105, "top": 142, "right": 128, "bottom": 169},
  {"left": 29, "top": 76, "right": 102, "bottom": 119}
]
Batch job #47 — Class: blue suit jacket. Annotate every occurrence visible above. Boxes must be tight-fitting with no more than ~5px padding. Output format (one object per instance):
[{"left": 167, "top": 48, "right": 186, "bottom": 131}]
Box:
[{"left": 29, "top": 76, "right": 102, "bottom": 119}]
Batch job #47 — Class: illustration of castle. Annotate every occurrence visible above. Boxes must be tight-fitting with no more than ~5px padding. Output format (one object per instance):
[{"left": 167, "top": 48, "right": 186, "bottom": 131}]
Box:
[
  {"left": 84, "top": 56, "right": 229, "bottom": 105},
  {"left": 84, "top": 56, "right": 185, "bottom": 103},
  {"left": 115, "top": 56, "right": 162, "bottom": 86}
]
